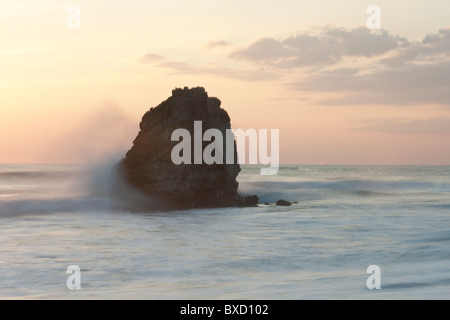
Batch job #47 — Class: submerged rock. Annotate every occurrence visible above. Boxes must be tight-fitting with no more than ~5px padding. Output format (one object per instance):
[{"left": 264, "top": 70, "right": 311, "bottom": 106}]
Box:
[
  {"left": 240, "top": 195, "right": 259, "bottom": 207},
  {"left": 276, "top": 199, "right": 292, "bottom": 206},
  {"left": 118, "top": 87, "right": 258, "bottom": 209}
]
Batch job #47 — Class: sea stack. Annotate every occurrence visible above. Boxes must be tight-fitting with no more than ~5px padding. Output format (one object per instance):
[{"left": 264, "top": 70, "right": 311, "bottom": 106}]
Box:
[{"left": 119, "top": 87, "right": 258, "bottom": 210}]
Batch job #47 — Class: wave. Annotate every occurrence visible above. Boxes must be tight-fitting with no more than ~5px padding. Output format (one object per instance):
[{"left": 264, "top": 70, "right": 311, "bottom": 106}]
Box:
[
  {"left": 236, "top": 177, "right": 449, "bottom": 203},
  {"left": 382, "top": 278, "right": 450, "bottom": 290},
  {"left": 0, "top": 160, "right": 162, "bottom": 218},
  {"left": 239, "top": 179, "right": 441, "bottom": 191},
  {"left": 2, "top": 163, "right": 450, "bottom": 217},
  {"left": 0, "top": 197, "right": 114, "bottom": 218},
  {"left": 0, "top": 170, "right": 78, "bottom": 181},
  {"left": 0, "top": 190, "right": 163, "bottom": 219}
]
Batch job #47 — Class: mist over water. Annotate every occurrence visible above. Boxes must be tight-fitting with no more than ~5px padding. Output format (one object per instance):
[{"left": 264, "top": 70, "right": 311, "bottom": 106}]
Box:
[
  {"left": 1, "top": 163, "right": 450, "bottom": 299},
  {"left": 43, "top": 104, "right": 138, "bottom": 164},
  {"left": 0, "top": 157, "right": 160, "bottom": 218}
]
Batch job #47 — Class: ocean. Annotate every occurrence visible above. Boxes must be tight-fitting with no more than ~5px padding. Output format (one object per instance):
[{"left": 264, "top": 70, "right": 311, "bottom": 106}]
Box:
[{"left": 1, "top": 163, "right": 450, "bottom": 299}]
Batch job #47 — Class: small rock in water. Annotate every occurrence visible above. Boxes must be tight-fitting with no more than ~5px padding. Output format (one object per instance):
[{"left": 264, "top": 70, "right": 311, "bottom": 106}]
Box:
[
  {"left": 240, "top": 195, "right": 259, "bottom": 207},
  {"left": 276, "top": 199, "right": 292, "bottom": 206}
]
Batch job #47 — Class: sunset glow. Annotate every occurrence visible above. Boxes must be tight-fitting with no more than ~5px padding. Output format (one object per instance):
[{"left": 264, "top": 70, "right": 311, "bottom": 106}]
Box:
[{"left": 1, "top": 0, "right": 450, "bottom": 164}]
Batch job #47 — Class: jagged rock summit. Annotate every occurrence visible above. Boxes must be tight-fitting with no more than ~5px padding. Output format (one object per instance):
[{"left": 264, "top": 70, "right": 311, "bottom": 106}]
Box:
[{"left": 119, "top": 86, "right": 258, "bottom": 210}]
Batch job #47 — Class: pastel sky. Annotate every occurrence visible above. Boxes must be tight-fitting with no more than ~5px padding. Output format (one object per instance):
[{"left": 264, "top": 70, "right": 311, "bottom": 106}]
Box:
[{"left": 1, "top": 0, "right": 450, "bottom": 164}]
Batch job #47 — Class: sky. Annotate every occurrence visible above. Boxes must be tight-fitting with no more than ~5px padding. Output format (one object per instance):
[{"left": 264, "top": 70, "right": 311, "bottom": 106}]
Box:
[{"left": 1, "top": 0, "right": 450, "bottom": 165}]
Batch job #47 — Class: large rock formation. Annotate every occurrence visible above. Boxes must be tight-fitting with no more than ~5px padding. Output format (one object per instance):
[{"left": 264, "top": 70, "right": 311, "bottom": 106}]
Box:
[{"left": 119, "top": 87, "right": 258, "bottom": 210}]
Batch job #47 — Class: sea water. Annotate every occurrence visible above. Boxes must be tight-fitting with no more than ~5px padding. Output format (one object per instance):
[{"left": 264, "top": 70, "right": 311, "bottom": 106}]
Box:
[{"left": 1, "top": 163, "right": 450, "bottom": 299}]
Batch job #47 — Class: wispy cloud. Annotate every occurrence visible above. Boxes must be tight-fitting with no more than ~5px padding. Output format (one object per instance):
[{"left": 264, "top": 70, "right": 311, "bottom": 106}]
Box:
[
  {"left": 206, "top": 40, "right": 230, "bottom": 49},
  {"left": 355, "top": 117, "right": 450, "bottom": 135},
  {"left": 137, "top": 52, "right": 277, "bottom": 81},
  {"left": 229, "top": 26, "right": 406, "bottom": 68},
  {"left": 137, "top": 26, "right": 450, "bottom": 107},
  {"left": 284, "top": 27, "right": 450, "bottom": 106},
  {"left": 138, "top": 53, "right": 168, "bottom": 64},
  {"left": 290, "top": 61, "right": 450, "bottom": 106},
  {"left": 382, "top": 28, "right": 450, "bottom": 67}
]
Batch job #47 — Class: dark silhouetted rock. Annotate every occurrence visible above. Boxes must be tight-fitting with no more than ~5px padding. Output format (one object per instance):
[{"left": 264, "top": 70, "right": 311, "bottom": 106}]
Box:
[
  {"left": 118, "top": 86, "right": 258, "bottom": 209},
  {"left": 239, "top": 195, "right": 259, "bottom": 207},
  {"left": 276, "top": 199, "right": 292, "bottom": 206}
]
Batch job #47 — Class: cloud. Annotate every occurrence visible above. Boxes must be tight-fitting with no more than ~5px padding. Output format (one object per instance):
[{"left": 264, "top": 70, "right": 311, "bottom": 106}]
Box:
[
  {"left": 206, "top": 40, "right": 230, "bottom": 49},
  {"left": 290, "top": 61, "right": 450, "bottom": 106},
  {"left": 382, "top": 28, "right": 450, "bottom": 67},
  {"left": 230, "top": 26, "right": 405, "bottom": 68},
  {"left": 159, "top": 60, "right": 196, "bottom": 72},
  {"left": 355, "top": 117, "right": 450, "bottom": 135},
  {"left": 137, "top": 27, "right": 450, "bottom": 107},
  {"left": 230, "top": 37, "right": 292, "bottom": 63},
  {"left": 138, "top": 53, "right": 168, "bottom": 64},
  {"left": 138, "top": 52, "right": 278, "bottom": 81},
  {"left": 286, "top": 27, "right": 450, "bottom": 106}
]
